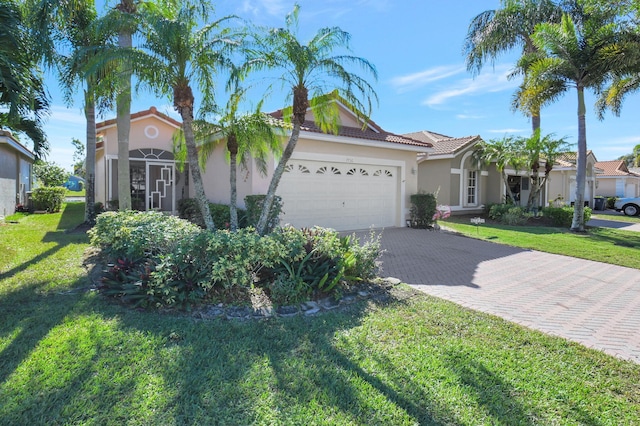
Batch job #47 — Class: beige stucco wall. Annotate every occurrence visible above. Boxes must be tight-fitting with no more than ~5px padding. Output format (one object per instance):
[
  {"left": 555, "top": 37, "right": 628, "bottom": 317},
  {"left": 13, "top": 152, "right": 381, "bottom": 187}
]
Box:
[
  {"left": 418, "top": 158, "right": 451, "bottom": 202},
  {"left": 595, "top": 178, "right": 617, "bottom": 198}
]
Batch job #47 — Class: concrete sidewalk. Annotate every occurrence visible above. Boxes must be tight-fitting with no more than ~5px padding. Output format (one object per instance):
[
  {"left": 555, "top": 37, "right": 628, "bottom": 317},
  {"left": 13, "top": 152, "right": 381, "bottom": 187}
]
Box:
[{"left": 363, "top": 227, "right": 640, "bottom": 364}]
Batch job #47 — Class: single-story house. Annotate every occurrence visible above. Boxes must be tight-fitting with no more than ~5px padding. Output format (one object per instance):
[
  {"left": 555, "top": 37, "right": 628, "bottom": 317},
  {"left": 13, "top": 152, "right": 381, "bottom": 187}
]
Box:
[
  {"left": 594, "top": 160, "right": 640, "bottom": 198},
  {"left": 0, "top": 130, "right": 34, "bottom": 218},
  {"left": 94, "top": 104, "right": 434, "bottom": 231},
  {"left": 406, "top": 129, "right": 599, "bottom": 211}
]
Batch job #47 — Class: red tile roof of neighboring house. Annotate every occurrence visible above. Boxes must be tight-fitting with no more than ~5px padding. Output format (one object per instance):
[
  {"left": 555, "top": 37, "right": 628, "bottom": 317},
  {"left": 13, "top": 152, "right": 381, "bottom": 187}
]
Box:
[
  {"left": 403, "top": 130, "right": 481, "bottom": 156},
  {"left": 96, "top": 106, "right": 181, "bottom": 130},
  {"left": 268, "top": 110, "right": 433, "bottom": 149},
  {"left": 594, "top": 160, "right": 640, "bottom": 176}
]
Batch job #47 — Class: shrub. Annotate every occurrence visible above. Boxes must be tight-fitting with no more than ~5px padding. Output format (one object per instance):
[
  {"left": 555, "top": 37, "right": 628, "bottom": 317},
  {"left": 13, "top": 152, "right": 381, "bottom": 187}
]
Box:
[
  {"left": 89, "top": 210, "right": 201, "bottom": 259},
  {"left": 502, "top": 207, "right": 532, "bottom": 226},
  {"left": 488, "top": 203, "right": 510, "bottom": 221},
  {"left": 177, "top": 198, "right": 247, "bottom": 229},
  {"left": 97, "top": 258, "right": 158, "bottom": 308},
  {"left": 33, "top": 161, "right": 69, "bottom": 187},
  {"left": 245, "top": 194, "right": 282, "bottom": 233},
  {"left": 343, "top": 231, "right": 382, "bottom": 281},
  {"left": 541, "top": 206, "right": 592, "bottom": 227},
  {"left": 606, "top": 197, "right": 617, "bottom": 209},
  {"left": 31, "top": 187, "right": 67, "bottom": 213},
  {"left": 409, "top": 193, "right": 437, "bottom": 228}
]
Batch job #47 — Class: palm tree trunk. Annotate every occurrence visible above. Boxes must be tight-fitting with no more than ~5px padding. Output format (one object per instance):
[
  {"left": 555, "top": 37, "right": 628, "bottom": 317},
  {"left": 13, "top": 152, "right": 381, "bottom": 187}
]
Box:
[
  {"left": 116, "top": 29, "right": 132, "bottom": 211},
  {"left": 84, "top": 88, "right": 96, "bottom": 224},
  {"left": 255, "top": 123, "right": 300, "bottom": 235},
  {"left": 180, "top": 107, "right": 215, "bottom": 230},
  {"left": 571, "top": 86, "right": 587, "bottom": 232},
  {"left": 229, "top": 150, "right": 238, "bottom": 232}
]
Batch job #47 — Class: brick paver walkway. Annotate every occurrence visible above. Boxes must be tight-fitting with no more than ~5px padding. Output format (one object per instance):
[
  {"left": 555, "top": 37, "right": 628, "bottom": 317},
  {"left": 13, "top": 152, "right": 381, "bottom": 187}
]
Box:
[{"left": 362, "top": 227, "right": 640, "bottom": 364}]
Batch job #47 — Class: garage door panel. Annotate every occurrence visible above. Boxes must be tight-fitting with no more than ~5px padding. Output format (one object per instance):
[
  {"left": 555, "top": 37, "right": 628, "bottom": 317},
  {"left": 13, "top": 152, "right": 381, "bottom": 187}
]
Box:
[{"left": 277, "top": 159, "right": 399, "bottom": 231}]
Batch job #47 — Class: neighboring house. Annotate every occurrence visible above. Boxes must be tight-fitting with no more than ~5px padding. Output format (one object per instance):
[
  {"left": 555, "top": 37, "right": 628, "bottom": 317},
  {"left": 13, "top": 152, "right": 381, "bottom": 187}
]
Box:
[
  {"left": 0, "top": 130, "right": 33, "bottom": 218},
  {"left": 405, "top": 130, "right": 490, "bottom": 214},
  {"left": 94, "top": 104, "right": 433, "bottom": 231},
  {"left": 548, "top": 151, "right": 598, "bottom": 207},
  {"left": 407, "top": 129, "right": 599, "bottom": 212},
  {"left": 594, "top": 160, "right": 640, "bottom": 198}
]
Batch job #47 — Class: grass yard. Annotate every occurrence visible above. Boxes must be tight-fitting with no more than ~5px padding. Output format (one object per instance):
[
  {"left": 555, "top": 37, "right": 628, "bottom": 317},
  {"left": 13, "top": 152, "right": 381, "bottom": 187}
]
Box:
[
  {"left": 443, "top": 216, "right": 640, "bottom": 270},
  {"left": 1, "top": 203, "right": 639, "bottom": 424},
  {"left": 65, "top": 188, "right": 86, "bottom": 197}
]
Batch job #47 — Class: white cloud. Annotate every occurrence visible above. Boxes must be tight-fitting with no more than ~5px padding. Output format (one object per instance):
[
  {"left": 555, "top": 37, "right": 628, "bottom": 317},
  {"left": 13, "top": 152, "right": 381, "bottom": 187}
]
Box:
[
  {"left": 456, "top": 114, "right": 484, "bottom": 120},
  {"left": 423, "top": 65, "right": 520, "bottom": 107},
  {"left": 47, "top": 105, "right": 86, "bottom": 126},
  {"left": 391, "top": 65, "right": 465, "bottom": 93},
  {"left": 240, "top": 0, "right": 290, "bottom": 17}
]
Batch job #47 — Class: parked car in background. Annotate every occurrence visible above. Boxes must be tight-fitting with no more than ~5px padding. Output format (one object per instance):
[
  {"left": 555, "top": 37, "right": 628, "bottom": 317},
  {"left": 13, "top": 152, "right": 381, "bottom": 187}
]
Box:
[{"left": 614, "top": 197, "right": 640, "bottom": 216}]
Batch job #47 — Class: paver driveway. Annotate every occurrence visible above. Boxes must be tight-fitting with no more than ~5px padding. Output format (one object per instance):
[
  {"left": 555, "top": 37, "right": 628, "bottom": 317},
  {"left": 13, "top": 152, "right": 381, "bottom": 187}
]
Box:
[{"left": 361, "top": 227, "right": 640, "bottom": 364}]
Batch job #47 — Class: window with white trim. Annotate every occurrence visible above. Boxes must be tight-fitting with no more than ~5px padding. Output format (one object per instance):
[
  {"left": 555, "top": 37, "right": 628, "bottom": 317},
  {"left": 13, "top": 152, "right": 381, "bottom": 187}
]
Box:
[{"left": 467, "top": 170, "right": 477, "bottom": 205}]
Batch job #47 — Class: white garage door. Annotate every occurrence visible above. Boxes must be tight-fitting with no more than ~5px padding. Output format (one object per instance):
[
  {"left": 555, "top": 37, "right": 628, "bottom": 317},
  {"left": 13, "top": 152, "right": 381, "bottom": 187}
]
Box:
[{"left": 276, "top": 159, "right": 398, "bottom": 231}]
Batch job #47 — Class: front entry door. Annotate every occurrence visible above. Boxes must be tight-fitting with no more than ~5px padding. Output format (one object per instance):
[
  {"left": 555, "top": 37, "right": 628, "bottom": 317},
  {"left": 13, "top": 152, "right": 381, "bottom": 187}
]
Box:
[{"left": 146, "top": 162, "right": 175, "bottom": 212}]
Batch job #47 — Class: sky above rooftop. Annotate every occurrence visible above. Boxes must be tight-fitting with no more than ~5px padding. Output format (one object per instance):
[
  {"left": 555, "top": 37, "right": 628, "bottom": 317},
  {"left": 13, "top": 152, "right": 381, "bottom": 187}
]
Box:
[{"left": 40, "top": 0, "right": 640, "bottom": 170}]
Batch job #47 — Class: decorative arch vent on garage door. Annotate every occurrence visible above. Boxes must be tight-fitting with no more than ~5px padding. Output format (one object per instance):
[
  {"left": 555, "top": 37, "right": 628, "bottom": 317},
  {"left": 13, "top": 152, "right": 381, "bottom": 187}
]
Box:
[{"left": 277, "top": 159, "right": 398, "bottom": 231}]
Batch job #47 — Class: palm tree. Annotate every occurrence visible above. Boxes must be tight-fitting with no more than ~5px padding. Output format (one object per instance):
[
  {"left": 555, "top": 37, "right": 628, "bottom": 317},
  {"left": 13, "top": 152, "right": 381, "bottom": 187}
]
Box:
[
  {"left": 521, "top": 130, "right": 571, "bottom": 209},
  {"left": 113, "top": 0, "right": 138, "bottom": 211},
  {"left": 524, "top": 12, "right": 638, "bottom": 230},
  {"left": 129, "top": 2, "right": 237, "bottom": 230},
  {"left": 26, "top": 0, "right": 114, "bottom": 223},
  {"left": 242, "top": 4, "right": 378, "bottom": 235},
  {"left": 191, "top": 87, "right": 284, "bottom": 231},
  {"left": 0, "top": 0, "right": 49, "bottom": 157},
  {"left": 474, "top": 136, "right": 526, "bottom": 204},
  {"left": 464, "top": 0, "right": 562, "bottom": 133}
]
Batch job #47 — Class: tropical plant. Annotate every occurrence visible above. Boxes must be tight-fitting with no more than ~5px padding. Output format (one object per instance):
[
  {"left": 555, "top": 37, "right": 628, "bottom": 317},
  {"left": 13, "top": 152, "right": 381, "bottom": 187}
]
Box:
[
  {"left": 27, "top": 0, "right": 115, "bottom": 224},
  {"left": 0, "top": 0, "right": 49, "bottom": 157},
  {"left": 473, "top": 136, "right": 526, "bottom": 205},
  {"left": 241, "top": 4, "right": 378, "bottom": 235},
  {"left": 521, "top": 130, "right": 572, "bottom": 209},
  {"left": 184, "top": 86, "right": 283, "bottom": 231},
  {"left": 522, "top": 11, "right": 639, "bottom": 230},
  {"left": 33, "top": 160, "right": 70, "bottom": 187},
  {"left": 464, "top": 0, "right": 562, "bottom": 133},
  {"left": 129, "top": 2, "right": 238, "bottom": 230}
]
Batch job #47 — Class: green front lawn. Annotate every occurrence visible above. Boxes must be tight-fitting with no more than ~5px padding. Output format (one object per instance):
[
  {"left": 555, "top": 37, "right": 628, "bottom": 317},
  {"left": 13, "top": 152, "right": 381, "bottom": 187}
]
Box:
[
  {"left": 1, "top": 203, "right": 639, "bottom": 424},
  {"left": 591, "top": 212, "right": 640, "bottom": 223},
  {"left": 443, "top": 217, "right": 640, "bottom": 270}
]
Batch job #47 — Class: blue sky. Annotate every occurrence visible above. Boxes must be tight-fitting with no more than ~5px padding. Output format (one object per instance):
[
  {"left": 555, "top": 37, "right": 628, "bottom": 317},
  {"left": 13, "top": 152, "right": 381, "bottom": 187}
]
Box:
[{"left": 41, "top": 0, "right": 640, "bottom": 171}]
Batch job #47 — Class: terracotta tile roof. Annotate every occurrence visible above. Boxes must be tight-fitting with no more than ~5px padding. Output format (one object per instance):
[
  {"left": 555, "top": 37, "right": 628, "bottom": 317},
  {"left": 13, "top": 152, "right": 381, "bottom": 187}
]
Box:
[
  {"left": 555, "top": 151, "right": 595, "bottom": 167},
  {"left": 403, "top": 130, "right": 481, "bottom": 156},
  {"left": 96, "top": 106, "right": 181, "bottom": 130},
  {"left": 595, "top": 160, "right": 639, "bottom": 176},
  {"left": 403, "top": 130, "right": 454, "bottom": 143},
  {"left": 268, "top": 110, "right": 432, "bottom": 149}
]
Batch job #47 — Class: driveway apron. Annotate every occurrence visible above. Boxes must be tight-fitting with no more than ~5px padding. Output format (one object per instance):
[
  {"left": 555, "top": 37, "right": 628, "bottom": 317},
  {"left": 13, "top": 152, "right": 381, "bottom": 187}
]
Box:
[{"left": 359, "top": 227, "right": 640, "bottom": 364}]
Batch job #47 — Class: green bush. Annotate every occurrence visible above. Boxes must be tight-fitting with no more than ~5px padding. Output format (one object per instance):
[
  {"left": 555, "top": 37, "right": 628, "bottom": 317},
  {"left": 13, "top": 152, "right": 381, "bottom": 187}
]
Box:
[
  {"left": 177, "top": 198, "right": 247, "bottom": 229},
  {"left": 488, "top": 203, "right": 512, "bottom": 221},
  {"left": 92, "top": 214, "right": 382, "bottom": 309},
  {"left": 89, "top": 210, "right": 201, "bottom": 259},
  {"left": 541, "top": 206, "right": 592, "bottom": 227},
  {"left": 33, "top": 161, "right": 69, "bottom": 187},
  {"left": 606, "top": 197, "right": 617, "bottom": 209},
  {"left": 502, "top": 207, "right": 532, "bottom": 225},
  {"left": 31, "top": 187, "right": 67, "bottom": 213},
  {"left": 245, "top": 194, "right": 282, "bottom": 233},
  {"left": 409, "top": 193, "right": 437, "bottom": 228}
]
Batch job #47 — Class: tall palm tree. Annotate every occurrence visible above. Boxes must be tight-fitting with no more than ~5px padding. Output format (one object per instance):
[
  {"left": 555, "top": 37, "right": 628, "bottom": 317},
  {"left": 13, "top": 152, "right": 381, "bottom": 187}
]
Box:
[
  {"left": 26, "top": 0, "right": 114, "bottom": 223},
  {"left": 194, "top": 88, "right": 283, "bottom": 231},
  {"left": 130, "top": 2, "right": 237, "bottom": 230},
  {"left": 464, "top": 0, "right": 562, "bottom": 133},
  {"left": 113, "top": 0, "right": 138, "bottom": 211},
  {"left": 524, "top": 12, "right": 638, "bottom": 230},
  {"left": 242, "top": 4, "right": 378, "bottom": 235},
  {"left": 0, "top": 0, "right": 49, "bottom": 157}
]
